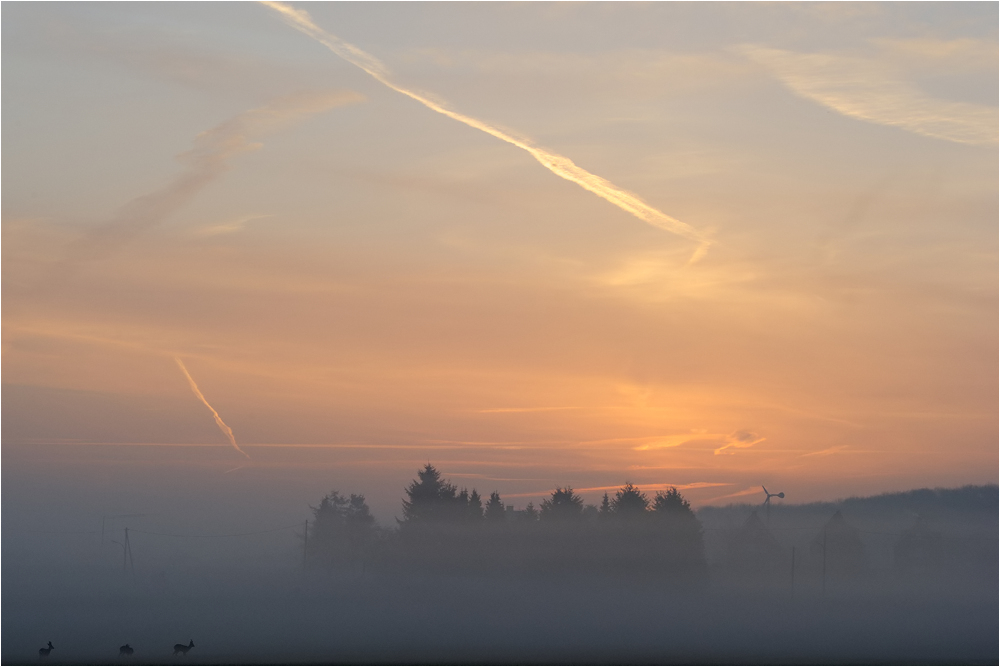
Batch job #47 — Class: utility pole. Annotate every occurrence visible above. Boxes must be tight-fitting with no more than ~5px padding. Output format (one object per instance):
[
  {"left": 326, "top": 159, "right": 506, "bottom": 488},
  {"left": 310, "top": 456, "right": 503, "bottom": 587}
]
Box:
[
  {"left": 124, "top": 528, "right": 132, "bottom": 568},
  {"left": 111, "top": 540, "right": 127, "bottom": 572},
  {"left": 821, "top": 528, "right": 827, "bottom": 597},
  {"left": 125, "top": 527, "right": 136, "bottom": 584},
  {"left": 302, "top": 520, "right": 308, "bottom": 569}
]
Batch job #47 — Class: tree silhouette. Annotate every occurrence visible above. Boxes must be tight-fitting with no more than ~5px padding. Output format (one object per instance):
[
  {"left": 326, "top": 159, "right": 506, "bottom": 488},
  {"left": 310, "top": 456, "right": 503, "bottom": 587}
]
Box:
[
  {"left": 652, "top": 487, "right": 693, "bottom": 517},
  {"left": 401, "top": 464, "right": 461, "bottom": 523},
  {"left": 540, "top": 487, "right": 584, "bottom": 521},
  {"left": 650, "top": 487, "right": 705, "bottom": 576},
  {"left": 485, "top": 491, "right": 506, "bottom": 522},
  {"left": 345, "top": 493, "right": 375, "bottom": 533},
  {"left": 309, "top": 490, "right": 375, "bottom": 567},
  {"left": 327, "top": 463, "right": 711, "bottom": 580},
  {"left": 599, "top": 492, "right": 612, "bottom": 519},
  {"left": 611, "top": 483, "right": 649, "bottom": 518},
  {"left": 468, "top": 489, "right": 484, "bottom": 521}
]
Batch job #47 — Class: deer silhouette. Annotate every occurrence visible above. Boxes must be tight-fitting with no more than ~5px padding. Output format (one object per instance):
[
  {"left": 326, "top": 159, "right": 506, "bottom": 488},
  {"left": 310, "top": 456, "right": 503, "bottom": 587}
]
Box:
[
  {"left": 39, "top": 642, "right": 54, "bottom": 658},
  {"left": 172, "top": 640, "right": 194, "bottom": 656},
  {"left": 119, "top": 644, "right": 134, "bottom": 658}
]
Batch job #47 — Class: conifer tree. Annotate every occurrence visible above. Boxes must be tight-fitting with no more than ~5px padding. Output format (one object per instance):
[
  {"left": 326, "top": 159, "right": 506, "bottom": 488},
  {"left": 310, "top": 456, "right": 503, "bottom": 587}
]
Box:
[
  {"left": 468, "top": 489, "right": 484, "bottom": 521},
  {"left": 540, "top": 487, "right": 584, "bottom": 521},
  {"left": 610, "top": 483, "right": 650, "bottom": 518},
  {"left": 599, "top": 492, "right": 612, "bottom": 519},
  {"left": 484, "top": 491, "right": 506, "bottom": 522},
  {"left": 652, "top": 487, "right": 694, "bottom": 517},
  {"left": 401, "top": 464, "right": 460, "bottom": 523}
]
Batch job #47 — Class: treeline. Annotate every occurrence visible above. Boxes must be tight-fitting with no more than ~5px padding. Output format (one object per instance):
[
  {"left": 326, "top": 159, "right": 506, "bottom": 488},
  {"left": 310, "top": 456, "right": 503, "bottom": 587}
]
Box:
[{"left": 306, "top": 465, "right": 706, "bottom": 581}]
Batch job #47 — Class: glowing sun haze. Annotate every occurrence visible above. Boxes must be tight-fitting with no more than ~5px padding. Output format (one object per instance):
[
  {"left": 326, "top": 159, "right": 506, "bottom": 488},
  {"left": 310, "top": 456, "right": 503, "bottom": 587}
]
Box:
[{"left": 3, "top": 2, "right": 996, "bottom": 520}]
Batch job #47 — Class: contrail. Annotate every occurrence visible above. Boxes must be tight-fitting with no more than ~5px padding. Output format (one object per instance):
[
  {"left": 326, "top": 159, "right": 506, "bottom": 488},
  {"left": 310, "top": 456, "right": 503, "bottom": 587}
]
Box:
[
  {"left": 174, "top": 357, "right": 250, "bottom": 459},
  {"left": 262, "top": 2, "right": 711, "bottom": 261},
  {"left": 71, "top": 90, "right": 364, "bottom": 262}
]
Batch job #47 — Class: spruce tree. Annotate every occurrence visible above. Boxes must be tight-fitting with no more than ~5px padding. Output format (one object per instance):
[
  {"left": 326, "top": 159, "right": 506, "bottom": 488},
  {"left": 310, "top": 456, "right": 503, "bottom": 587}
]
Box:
[
  {"left": 652, "top": 487, "right": 693, "bottom": 517},
  {"left": 540, "top": 487, "right": 584, "bottom": 521},
  {"left": 599, "top": 492, "right": 612, "bottom": 519},
  {"left": 484, "top": 491, "right": 506, "bottom": 522},
  {"left": 401, "top": 464, "right": 459, "bottom": 523},
  {"left": 468, "top": 489, "right": 484, "bottom": 521},
  {"left": 610, "top": 483, "right": 649, "bottom": 518}
]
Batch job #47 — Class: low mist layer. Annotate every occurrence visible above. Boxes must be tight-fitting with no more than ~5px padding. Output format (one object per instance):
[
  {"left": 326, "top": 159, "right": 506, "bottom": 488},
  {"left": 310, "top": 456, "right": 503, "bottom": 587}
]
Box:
[{"left": 3, "top": 459, "right": 996, "bottom": 664}]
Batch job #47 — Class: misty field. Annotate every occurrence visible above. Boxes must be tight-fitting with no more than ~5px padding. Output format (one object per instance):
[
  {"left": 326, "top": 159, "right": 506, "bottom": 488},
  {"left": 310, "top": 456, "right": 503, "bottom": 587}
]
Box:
[{"left": 4, "top": 482, "right": 996, "bottom": 665}]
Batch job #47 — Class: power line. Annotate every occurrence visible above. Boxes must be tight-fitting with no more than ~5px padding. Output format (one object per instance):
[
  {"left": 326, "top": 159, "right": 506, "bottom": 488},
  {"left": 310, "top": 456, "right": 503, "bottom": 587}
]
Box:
[
  {"left": 8, "top": 529, "right": 99, "bottom": 535},
  {"left": 700, "top": 525, "right": 996, "bottom": 540},
  {"left": 129, "top": 523, "right": 303, "bottom": 539}
]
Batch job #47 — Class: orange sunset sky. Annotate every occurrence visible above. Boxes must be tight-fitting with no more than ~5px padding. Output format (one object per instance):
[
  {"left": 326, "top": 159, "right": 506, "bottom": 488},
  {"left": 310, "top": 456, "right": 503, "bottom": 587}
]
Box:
[{"left": 3, "top": 2, "right": 996, "bottom": 521}]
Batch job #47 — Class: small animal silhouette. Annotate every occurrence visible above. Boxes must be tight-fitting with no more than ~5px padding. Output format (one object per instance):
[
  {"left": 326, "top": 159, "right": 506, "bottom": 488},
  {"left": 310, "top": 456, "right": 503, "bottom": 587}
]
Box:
[
  {"left": 119, "top": 643, "right": 134, "bottom": 658},
  {"left": 172, "top": 640, "right": 194, "bottom": 656},
  {"left": 39, "top": 642, "right": 54, "bottom": 658}
]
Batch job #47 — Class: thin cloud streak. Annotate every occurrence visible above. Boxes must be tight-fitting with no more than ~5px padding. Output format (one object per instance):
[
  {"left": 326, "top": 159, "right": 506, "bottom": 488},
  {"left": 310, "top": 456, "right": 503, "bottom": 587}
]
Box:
[
  {"left": 633, "top": 432, "right": 724, "bottom": 451},
  {"left": 175, "top": 357, "right": 250, "bottom": 459},
  {"left": 715, "top": 430, "right": 765, "bottom": 456},
  {"left": 262, "top": 1, "right": 711, "bottom": 260},
  {"left": 742, "top": 45, "right": 998, "bottom": 145},
  {"left": 442, "top": 473, "right": 556, "bottom": 482},
  {"left": 703, "top": 485, "right": 763, "bottom": 503},
  {"left": 801, "top": 445, "right": 849, "bottom": 457},
  {"left": 477, "top": 406, "right": 588, "bottom": 413},
  {"left": 71, "top": 90, "right": 363, "bottom": 260},
  {"left": 4, "top": 441, "right": 241, "bottom": 448},
  {"left": 194, "top": 214, "right": 274, "bottom": 237}
]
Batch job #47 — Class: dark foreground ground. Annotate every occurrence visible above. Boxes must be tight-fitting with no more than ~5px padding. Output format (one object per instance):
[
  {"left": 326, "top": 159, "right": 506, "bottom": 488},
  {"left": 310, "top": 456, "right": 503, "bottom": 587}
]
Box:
[{"left": 3, "top": 571, "right": 997, "bottom": 665}]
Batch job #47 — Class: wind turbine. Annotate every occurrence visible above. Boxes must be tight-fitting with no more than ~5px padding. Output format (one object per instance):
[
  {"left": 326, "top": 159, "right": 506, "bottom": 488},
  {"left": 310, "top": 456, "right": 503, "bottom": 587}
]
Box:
[{"left": 762, "top": 486, "right": 784, "bottom": 523}]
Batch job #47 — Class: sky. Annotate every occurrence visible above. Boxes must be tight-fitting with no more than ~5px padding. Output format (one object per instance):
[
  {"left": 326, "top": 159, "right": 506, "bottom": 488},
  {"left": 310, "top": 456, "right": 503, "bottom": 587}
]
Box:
[{"left": 3, "top": 2, "right": 997, "bottom": 525}]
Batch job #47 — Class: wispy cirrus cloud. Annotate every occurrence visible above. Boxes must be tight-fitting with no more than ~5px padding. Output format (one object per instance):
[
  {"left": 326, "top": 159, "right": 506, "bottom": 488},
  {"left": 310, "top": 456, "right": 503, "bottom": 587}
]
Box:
[
  {"left": 714, "top": 429, "right": 765, "bottom": 456},
  {"left": 630, "top": 429, "right": 766, "bottom": 455},
  {"left": 194, "top": 214, "right": 273, "bottom": 237},
  {"left": 441, "top": 473, "right": 555, "bottom": 482},
  {"left": 72, "top": 90, "right": 364, "bottom": 260},
  {"left": 703, "top": 485, "right": 764, "bottom": 503},
  {"left": 875, "top": 37, "right": 998, "bottom": 72},
  {"left": 476, "top": 406, "right": 588, "bottom": 413},
  {"left": 801, "top": 445, "right": 846, "bottom": 457},
  {"left": 400, "top": 47, "right": 751, "bottom": 97},
  {"left": 633, "top": 432, "right": 724, "bottom": 451},
  {"left": 742, "top": 45, "right": 997, "bottom": 145}
]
